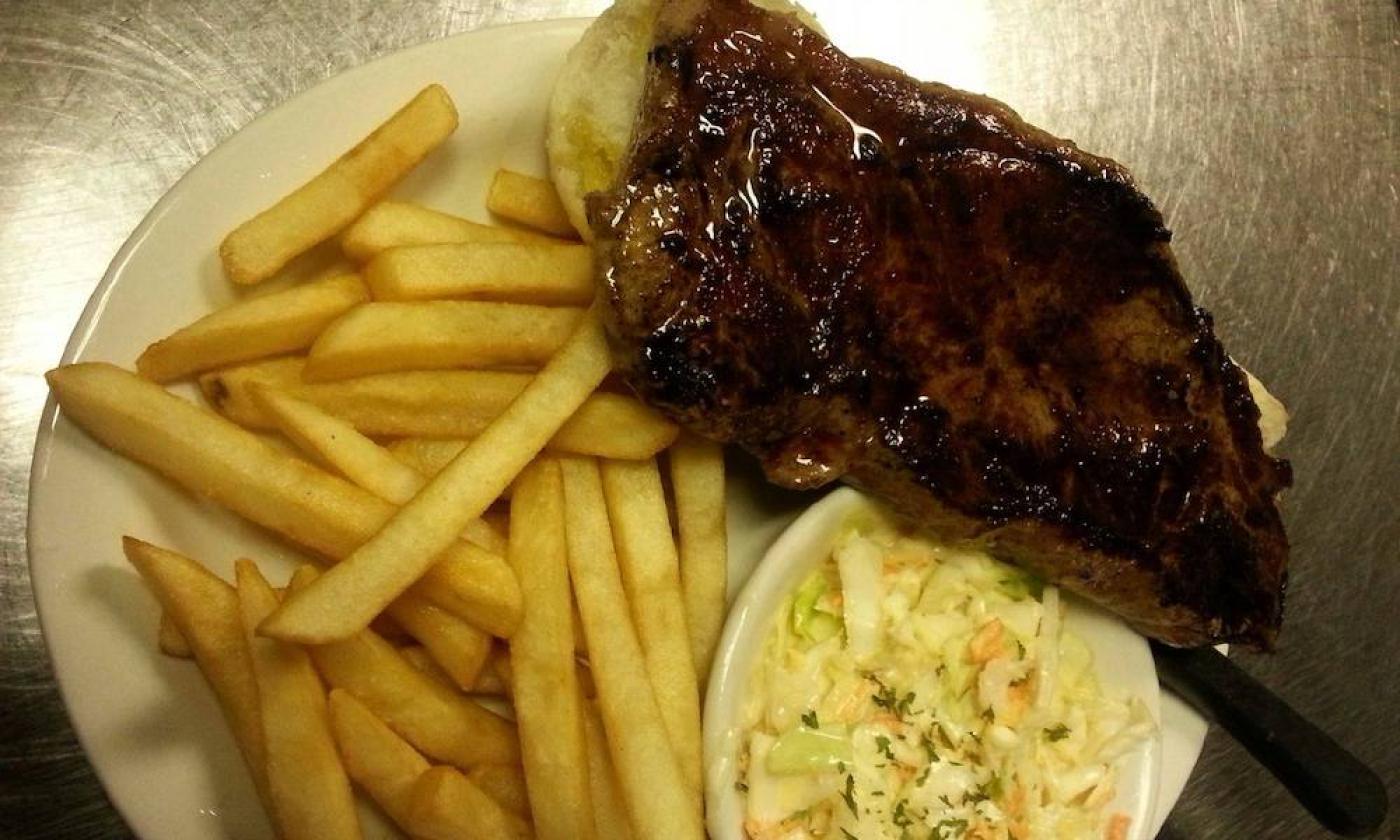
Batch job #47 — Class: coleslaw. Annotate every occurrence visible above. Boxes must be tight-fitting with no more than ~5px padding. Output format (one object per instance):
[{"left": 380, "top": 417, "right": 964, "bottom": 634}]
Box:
[{"left": 739, "top": 509, "right": 1154, "bottom": 840}]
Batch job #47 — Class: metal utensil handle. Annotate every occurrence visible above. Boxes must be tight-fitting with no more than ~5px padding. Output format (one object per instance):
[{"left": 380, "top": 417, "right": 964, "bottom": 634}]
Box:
[{"left": 1151, "top": 642, "right": 1388, "bottom": 837}]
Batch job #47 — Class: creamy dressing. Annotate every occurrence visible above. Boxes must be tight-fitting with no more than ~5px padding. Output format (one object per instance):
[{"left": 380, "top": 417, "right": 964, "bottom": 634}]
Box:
[{"left": 739, "top": 513, "right": 1153, "bottom": 839}]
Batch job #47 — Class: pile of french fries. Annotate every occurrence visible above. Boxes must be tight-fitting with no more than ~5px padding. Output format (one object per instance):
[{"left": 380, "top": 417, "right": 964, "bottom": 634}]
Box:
[{"left": 48, "top": 84, "right": 730, "bottom": 840}]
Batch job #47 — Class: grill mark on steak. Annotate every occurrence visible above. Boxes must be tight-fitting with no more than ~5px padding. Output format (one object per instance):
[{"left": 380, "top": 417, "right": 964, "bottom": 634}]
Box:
[{"left": 589, "top": 0, "right": 1291, "bottom": 647}]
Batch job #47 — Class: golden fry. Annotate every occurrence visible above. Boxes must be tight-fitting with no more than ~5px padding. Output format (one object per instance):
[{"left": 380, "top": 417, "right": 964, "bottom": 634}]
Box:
[
  {"left": 46, "top": 363, "right": 520, "bottom": 637},
  {"left": 340, "top": 200, "right": 549, "bottom": 262},
  {"left": 303, "top": 609, "right": 519, "bottom": 767},
  {"left": 396, "top": 644, "right": 458, "bottom": 689},
  {"left": 326, "top": 688, "right": 429, "bottom": 830},
  {"left": 202, "top": 359, "right": 677, "bottom": 460},
  {"left": 601, "top": 458, "right": 703, "bottom": 804},
  {"left": 509, "top": 459, "right": 595, "bottom": 840},
  {"left": 221, "top": 85, "right": 458, "bottom": 284},
  {"left": 387, "top": 437, "right": 469, "bottom": 478},
  {"left": 559, "top": 457, "right": 703, "bottom": 840},
  {"left": 137, "top": 273, "right": 367, "bottom": 382},
  {"left": 250, "top": 384, "right": 506, "bottom": 554},
  {"left": 261, "top": 318, "right": 612, "bottom": 644},
  {"left": 365, "top": 240, "right": 593, "bottom": 305},
  {"left": 383, "top": 596, "right": 493, "bottom": 692},
  {"left": 404, "top": 766, "right": 532, "bottom": 840},
  {"left": 486, "top": 169, "right": 578, "bottom": 238},
  {"left": 465, "top": 514, "right": 509, "bottom": 556},
  {"left": 304, "top": 301, "right": 583, "bottom": 381},
  {"left": 235, "top": 560, "right": 360, "bottom": 840},
  {"left": 582, "top": 697, "right": 635, "bottom": 840},
  {"left": 157, "top": 610, "right": 192, "bottom": 658},
  {"left": 469, "top": 645, "right": 512, "bottom": 697},
  {"left": 387, "top": 442, "right": 521, "bottom": 508},
  {"left": 466, "top": 764, "right": 531, "bottom": 818},
  {"left": 250, "top": 384, "right": 425, "bottom": 504},
  {"left": 121, "top": 539, "right": 272, "bottom": 814},
  {"left": 668, "top": 432, "right": 729, "bottom": 679}
]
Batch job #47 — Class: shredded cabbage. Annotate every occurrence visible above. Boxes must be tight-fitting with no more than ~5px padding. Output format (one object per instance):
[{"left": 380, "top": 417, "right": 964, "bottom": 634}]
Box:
[
  {"left": 792, "top": 572, "right": 844, "bottom": 643},
  {"left": 767, "top": 726, "right": 854, "bottom": 774},
  {"left": 740, "top": 518, "right": 1155, "bottom": 840}
]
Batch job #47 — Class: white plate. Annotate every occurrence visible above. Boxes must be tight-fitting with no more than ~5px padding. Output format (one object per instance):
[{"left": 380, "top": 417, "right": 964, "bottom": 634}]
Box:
[
  {"left": 26, "top": 18, "right": 1210, "bottom": 839},
  {"left": 705, "top": 487, "right": 1160, "bottom": 840}
]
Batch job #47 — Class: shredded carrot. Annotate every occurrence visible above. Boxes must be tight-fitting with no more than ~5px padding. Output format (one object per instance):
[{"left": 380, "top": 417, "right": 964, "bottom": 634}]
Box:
[
  {"left": 969, "top": 618, "right": 1007, "bottom": 664},
  {"left": 1105, "top": 813, "right": 1132, "bottom": 840}
]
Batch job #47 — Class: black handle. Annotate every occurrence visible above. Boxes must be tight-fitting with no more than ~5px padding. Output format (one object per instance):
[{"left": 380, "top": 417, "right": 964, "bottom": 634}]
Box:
[{"left": 1151, "top": 642, "right": 1388, "bottom": 837}]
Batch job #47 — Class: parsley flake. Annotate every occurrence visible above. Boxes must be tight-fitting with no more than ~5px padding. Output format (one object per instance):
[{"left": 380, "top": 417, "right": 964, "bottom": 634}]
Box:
[
  {"left": 875, "top": 735, "right": 896, "bottom": 761},
  {"left": 920, "top": 732, "right": 940, "bottom": 762},
  {"left": 892, "top": 799, "right": 913, "bottom": 828},
  {"left": 982, "top": 774, "right": 1003, "bottom": 801}
]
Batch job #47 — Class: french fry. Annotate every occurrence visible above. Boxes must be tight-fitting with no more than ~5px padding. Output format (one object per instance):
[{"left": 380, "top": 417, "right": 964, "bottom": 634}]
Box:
[
  {"left": 470, "top": 645, "right": 512, "bottom": 697},
  {"left": 492, "top": 647, "right": 515, "bottom": 689},
  {"left": 261, "top": 318, "right": 612, "bottom": 644},
  {"left": 46, "top": 363, "right": 521, "bottom": 637},
  {"left": 508, "top": 459, "right": 595, "bottom": 840},
  {"left": 467, "top": 764, "right": 531, "bottom": 818},
  {"left": 486, "top": 169, "right": 578, "bottom": 238},
  {"left": 235, "top": 561, "right": 360, "bottom": 840},
  {"left": 368, "top": 611, "right": 412, "bottom": 644},
  {"left": 388, "top": 437, "right": 470, "bottom": 478},
  {"left": 340, "top": 201, "right": 550, "bottom": 262},
  {"left": 468, "top": 666, "right": 506, "bottom": 696},
  {"left": 574, "top": 659, "right": 596, "bottom": 699},
  {"left": 559, "top": 457, "right": 703, "bottom": 840},
  {"left": 220, "top": 85, "right": 458, "bottom": 285},
  {"left": 388, "top": 440, "right": 523, "bottom": 507},
  {"left": 582, "top": 698, "right": 635, "bottom": 840},
  {"left": 201, "top": 355, "right": 305, "bottom": 398},
  {"left": 383, "top": 595, "right": 493, "bottom": 692},
  {"left": 397, "top": 644, "right": 458, "bottom": 689},
  {"left": 468, "top": 514, "right": 509, "bottom": 556},
  {"left": 202, "top": 360, "right": 677, "bottom": 459},
  {"left": 250, "top": 383, "right": 424, "bottom": 503},
  {"left": 668, "top": 433, "right": 729, "bottom": 679},
  {"left": 157, "top": 610, "right": 192, "bottom": 658},
  {"left": 404, "top": 765, "right": 533, "bottom": 840},
  {"left": 365, "top": 241, "right": 593, "bottom": 305},
  {"left": 482, "top": 507, "right": 510, "bottom": 537},
  {"left": 121, "top": 539, "right": 273, "bottom": 814},
  {"left": 573, "top": 603, "right": 590, "bottom": 658},
  {"left": 304, "top": 301, "right": 584, "bottom": 381},
  {"left": 250, "top": 384, "right": 507, "bottom": 554},
  {"left": 326, "top": 688, "right": 429, "bottom": 830},
  {"left": 298, "top": 587, "right": 520, "bottom": 766},
  {"left": 136, "top": 273, "right": 368, "bottom": 382},
  {"left": 600, "top": 458, "right": 703, "bottom": 804}
]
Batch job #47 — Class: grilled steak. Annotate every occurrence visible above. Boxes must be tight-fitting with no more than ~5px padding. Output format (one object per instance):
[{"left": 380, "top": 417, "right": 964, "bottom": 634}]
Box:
[{"left": 589, "top": 0, "right": 1291, "bottom": 647}]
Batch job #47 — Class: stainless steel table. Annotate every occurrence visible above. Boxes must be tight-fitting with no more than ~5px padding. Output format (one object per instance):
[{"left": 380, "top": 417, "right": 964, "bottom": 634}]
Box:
[{"left": 1, "top": 1, "right": 1395, "bottom": 838}]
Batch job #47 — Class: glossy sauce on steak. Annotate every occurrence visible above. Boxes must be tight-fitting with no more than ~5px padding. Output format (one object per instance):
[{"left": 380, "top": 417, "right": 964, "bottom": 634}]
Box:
[{"left": 589, "top": 0, "right": 1291, "bottom": 647}]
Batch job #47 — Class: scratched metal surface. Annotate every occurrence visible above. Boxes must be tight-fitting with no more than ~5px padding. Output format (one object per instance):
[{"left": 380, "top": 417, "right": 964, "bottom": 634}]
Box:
[{"left": 0, "top": 0, "right": 1395, "bottom": 837}]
